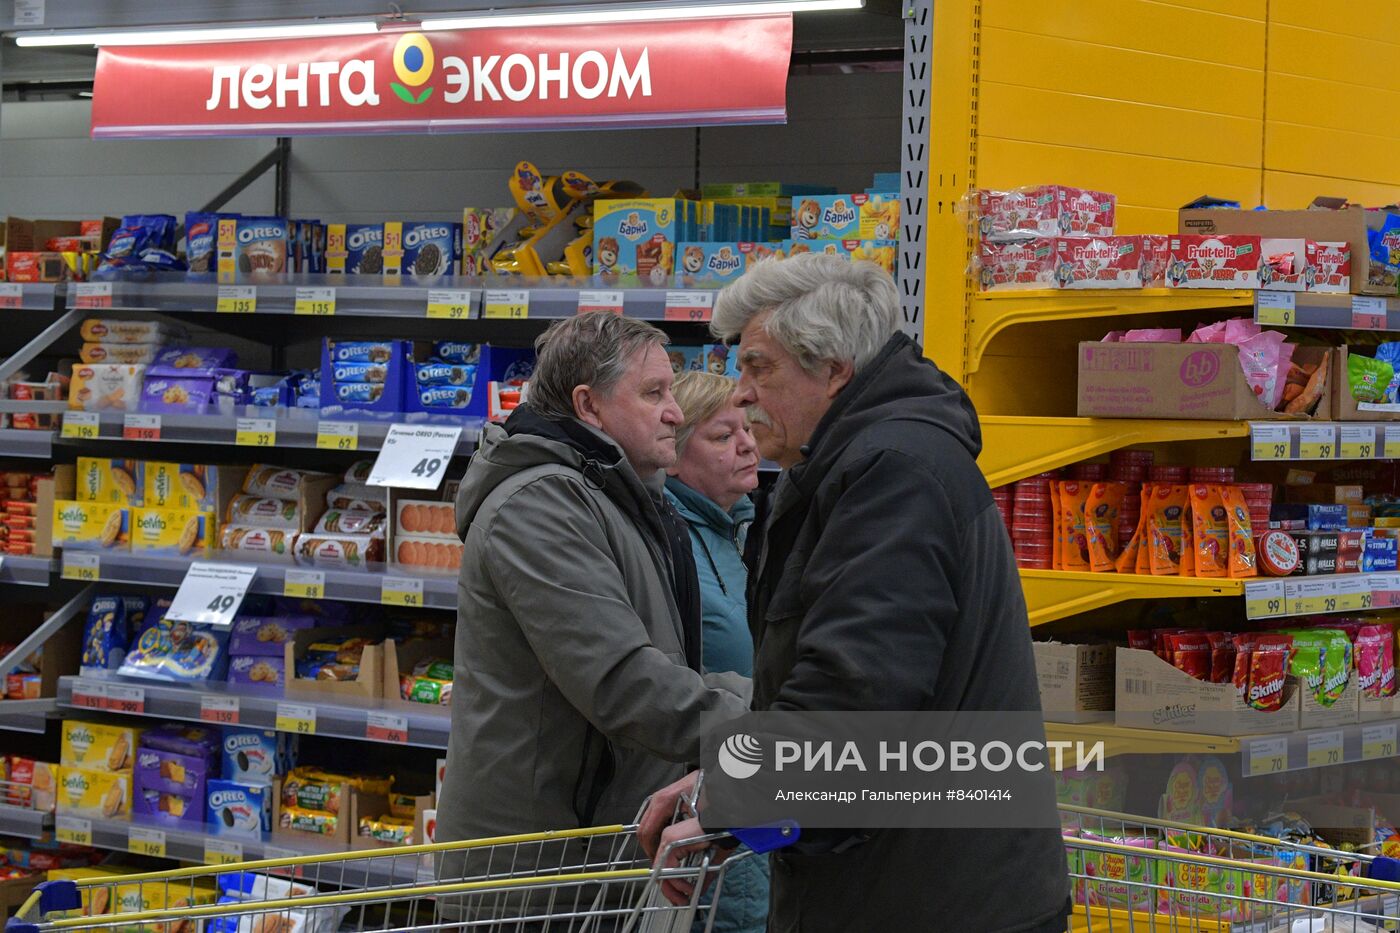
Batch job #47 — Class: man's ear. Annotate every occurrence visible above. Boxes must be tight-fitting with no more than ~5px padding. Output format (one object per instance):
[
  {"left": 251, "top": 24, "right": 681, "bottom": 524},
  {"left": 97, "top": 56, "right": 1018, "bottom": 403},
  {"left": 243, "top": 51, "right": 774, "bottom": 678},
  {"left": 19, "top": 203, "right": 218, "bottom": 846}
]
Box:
[
  {"left": 572, "top": 384, "right": 604, "bottom": 428},
  {"left": 825, "top": 358, "right": 855, "bottom": 399}
]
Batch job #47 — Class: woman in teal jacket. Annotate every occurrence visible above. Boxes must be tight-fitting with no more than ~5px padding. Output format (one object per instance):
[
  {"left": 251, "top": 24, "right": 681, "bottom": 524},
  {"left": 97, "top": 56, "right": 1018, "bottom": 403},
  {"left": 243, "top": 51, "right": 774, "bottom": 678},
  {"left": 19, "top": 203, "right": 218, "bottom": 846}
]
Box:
[{"left": 663, "top": 370, "right": 768, "bottom": 932}]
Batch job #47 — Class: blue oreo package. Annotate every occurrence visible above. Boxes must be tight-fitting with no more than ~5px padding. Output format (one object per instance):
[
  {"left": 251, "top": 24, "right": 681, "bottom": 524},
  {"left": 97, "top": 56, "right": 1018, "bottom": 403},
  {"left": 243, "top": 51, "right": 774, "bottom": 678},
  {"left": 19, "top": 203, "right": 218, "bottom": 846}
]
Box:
[
  {"left": 185, "top": 212, "right": 229, "bottom": 275},
  {"left": 332, "top": 362, "right": 390, "bottom": 384},
  {"left": 400, "top": 222, "right": 462, "bottom": 277},
  {"left": 81, "top": 594, "right": 149, "bottom": 670},
  {"left": 206, "top": 779, "right": 271, "bottom": 837},
  {"left": 415, "top": 362, "right": 477, "bottom": 386},
  {"left": 431, "top": 342, "right": 480, "bottom": 365},
  {"left": 420, "top": 385, "right": 473, "bottom": 408},
  {"left": 331, "top": 341, "right": 394, "bottom": 364},
  {"left": 335, "top": 383, "right": 385, "bottom": 403}
]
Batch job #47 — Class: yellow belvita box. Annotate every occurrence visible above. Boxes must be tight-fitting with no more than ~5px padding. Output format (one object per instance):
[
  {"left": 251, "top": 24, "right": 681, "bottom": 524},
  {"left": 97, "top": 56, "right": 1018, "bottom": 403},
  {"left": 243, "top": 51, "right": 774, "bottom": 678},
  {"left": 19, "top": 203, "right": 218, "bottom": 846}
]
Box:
[
  {"left": 129, "top": 507, "right": 214, "bottom": 557},
  {"left": 52, "top": 500, "right": 129, "bottom": 550},
  {"left": 55, "top": 765, "right": 131, "bottom": 820},
  {"left": 75, "top": 457, "right": 142, "bottom": 506},
  {"left": 62, "top": 719, "right": 142, "bottom": 770},
  {"left": 144, "top": 462, "right": 247, "bottom": 513}
]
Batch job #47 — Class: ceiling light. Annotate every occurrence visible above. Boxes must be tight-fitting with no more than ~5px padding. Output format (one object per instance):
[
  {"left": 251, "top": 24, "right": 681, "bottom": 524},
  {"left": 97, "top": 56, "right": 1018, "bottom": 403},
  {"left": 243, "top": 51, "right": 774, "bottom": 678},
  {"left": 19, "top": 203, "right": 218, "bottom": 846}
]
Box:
[
  {"left": 421, "top": 0, "right": 864, "bottom": 31},
  {"left": 14, "top": 20, "right": 379, "bottom": 48}
]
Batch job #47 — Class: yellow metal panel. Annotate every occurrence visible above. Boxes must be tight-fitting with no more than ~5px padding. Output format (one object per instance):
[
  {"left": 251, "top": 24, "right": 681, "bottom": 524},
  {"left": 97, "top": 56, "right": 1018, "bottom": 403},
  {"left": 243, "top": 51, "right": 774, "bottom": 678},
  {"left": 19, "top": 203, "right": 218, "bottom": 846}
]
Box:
[
  {"left": 1266, "top": 123, "right": 1400, "bottom": 189},
  {"left": 1270, "top": 0, "right": 1400, "bottom": 43},
  {"left": 1268, "top": 23, "right": 1400, "bottom": 94},
  {"left": 981, "top": 0, "right": 1265, "bottom": 69},
  {"left": 979, "top": 83, "right": 1262, "bottom": 168},
  {"left": 1264, "top": 171, "right": 1400, "bottom": 210},
  {"left": 1265, "top": 73, "right": 1400, "bottom": 137},
  {"left": 977, "top": 140, "right": 1261, "bottom": 220},
  {"left": 979, "top": 416, "right": 1248, "bottom": 488},
  {"left": 1044, "top": 722, "right": 1241, "bottom": 759},
  {"left": 981, "top": 27, "right": 1263, "bottom": 119},
  {"left": 1158, "top": 0, "right": 1265, "bottom": 18},
  {"left": 1019, "top": 569, "right": 1243, "bottom": 627}
]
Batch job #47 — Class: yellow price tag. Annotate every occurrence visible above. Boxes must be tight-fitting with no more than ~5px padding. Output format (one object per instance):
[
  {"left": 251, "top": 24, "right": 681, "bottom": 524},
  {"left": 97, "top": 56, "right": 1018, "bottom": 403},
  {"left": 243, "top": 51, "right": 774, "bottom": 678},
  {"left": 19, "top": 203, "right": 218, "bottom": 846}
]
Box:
[
  {"left": 1340, "top": 426, "right": 1377, "bottom": 460},
  {"left": 381, "top": 575, "right": 424, "bottom": 607},
  {"left": 284, "top": 570, "right": 325, "bottom": 600},
  {"left": 294, "top": 287, "right": 335, "bottom": 316},
  {"left": 427, "top": 288, "right": 474, "bottom": 319},
  {"left": 204, "top": 840, "right": 243, "bottom": 866},
  {"left": 1307, "top": 730, "right": 1344, "bottom": 769},
  {"left": 61, "top": 554, "right": 100, "bottom": 582},
  {"left": 1248, "top": 737, "right": 1288, "bottom": 776},
  {"left": 216, "top": 285, "right": 257, "bottom": 314},
  {"left": 235, "top": 417, "right": 276, "bottom": 447},
  {"left": 1243, "top": 581, "right": 1286, "bottom": 619},
  {"left": 483, "top": 289, "right": 529, "bottom": 319},
  {"left": 1256, "top": 292, "right": 1295, "bottom": 327},
  {"left": 61, "top": 412, "right": 99, "bottom": 439},
  {"left": 1299, "top": 425, "right": 1336, "bottom": 461},
  {"left": 56, "top": 817, "right": 92, "bottom": 846},
  {"left": 275, "top": 702, "right": 317, "bottom": 735},
  {"left": 1363, "top": 724, "right": 1397, "bottom": 761},
  {"left": 315, "top": 421, "right": 358, "bottom": 451},
  {"left": 1250, "top": 424, "right": 1289, "bottom": 461},
  {"left": 128, "top": 827, "right": 166, "bottom": 858}
]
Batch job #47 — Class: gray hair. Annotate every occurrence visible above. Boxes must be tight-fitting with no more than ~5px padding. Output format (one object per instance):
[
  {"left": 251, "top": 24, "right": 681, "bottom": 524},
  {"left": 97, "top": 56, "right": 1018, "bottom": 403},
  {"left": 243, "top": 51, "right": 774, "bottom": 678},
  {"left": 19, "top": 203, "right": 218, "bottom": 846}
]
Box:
[
  {"left": 711, "top": 253, "right": 899, "bottom": 372},
  {"left": 528, "top": 312, "right": 669, "bottom": 420}
]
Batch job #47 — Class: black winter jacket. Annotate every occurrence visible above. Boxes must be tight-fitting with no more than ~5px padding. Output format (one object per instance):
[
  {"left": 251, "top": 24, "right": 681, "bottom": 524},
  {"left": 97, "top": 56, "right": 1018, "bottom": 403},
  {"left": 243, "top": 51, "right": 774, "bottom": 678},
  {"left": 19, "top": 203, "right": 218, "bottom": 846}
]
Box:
[{"left": 748, "top": 333, "right": 1070, "bottom": 933}]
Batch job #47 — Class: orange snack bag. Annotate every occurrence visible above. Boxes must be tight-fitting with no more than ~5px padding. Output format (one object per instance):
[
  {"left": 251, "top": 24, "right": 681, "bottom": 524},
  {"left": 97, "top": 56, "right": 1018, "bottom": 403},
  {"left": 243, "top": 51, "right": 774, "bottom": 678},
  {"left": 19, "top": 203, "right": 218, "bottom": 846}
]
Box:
[
  {"left": 1147, "top": 484, "right": 1189, "bottom": 576},
  {"left": 1059, "top": 481, "right": 1092, "bottom": 571},
  {"left": 1136, "top": 483, "right": 1156, "bottom": 574},
  {"left": 1190, "top": 484, "right": 1228, "bottom": 578},
  {"left": 1050, "top": 482, "right": 1063, "bottom": 571},
  {"left": 1085, "top": 482, "right": 1126, "bottom": 573},
  {"left": 1221, "top": 485, "right": 1258, "bottom": 578}
]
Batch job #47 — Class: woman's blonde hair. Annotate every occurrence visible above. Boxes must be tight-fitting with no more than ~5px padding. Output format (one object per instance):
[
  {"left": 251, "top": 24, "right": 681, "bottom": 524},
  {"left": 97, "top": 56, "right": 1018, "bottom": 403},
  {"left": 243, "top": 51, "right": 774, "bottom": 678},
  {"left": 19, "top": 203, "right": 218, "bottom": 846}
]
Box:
[{"left": 672, "top": 370, "right": 738, "bottom": 456}]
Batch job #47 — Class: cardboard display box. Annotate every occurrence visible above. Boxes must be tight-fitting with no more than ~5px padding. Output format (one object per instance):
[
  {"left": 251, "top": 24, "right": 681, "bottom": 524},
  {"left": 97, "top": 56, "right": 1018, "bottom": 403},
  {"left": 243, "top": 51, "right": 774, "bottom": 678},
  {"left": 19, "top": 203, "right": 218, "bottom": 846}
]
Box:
[
  {"left": 34, "top": 465, "right": 74, "bottom": 558},
  {"left": 1178, "top": 204, "right": 1381, "bottom": 295},
  {"left": 272, "top": 777, "right": 366, "bottom": 848},
  {"left": 382, "top": 636, "right": 453, "bottom": 712},
  {"left": 1077, "top": 342, "right": 1332, "bottom": 421},
  {"left": 1359, "top": 691, "right": 1399, "bottom": 722},
  {"left": 351, "top": 791, "right": 433, "bottom": 851},
  {"left": 283, "top": 623, "right": 384, "bottom": 702},
  {"left": 1034, "top": 642, "right": 1113, "bottom": 724},
  {"left": 1114, "top": 647, "right": 1301, "bottom": 736},
  {"left": 1297, "top": 677, "right": 1359, "bottom": 729},
  {"left": 1333, "top": 346, "right": 1400, "bottom": 422},
  {"left": 2, "top": 606, "right": 80, "bottom": 703}
]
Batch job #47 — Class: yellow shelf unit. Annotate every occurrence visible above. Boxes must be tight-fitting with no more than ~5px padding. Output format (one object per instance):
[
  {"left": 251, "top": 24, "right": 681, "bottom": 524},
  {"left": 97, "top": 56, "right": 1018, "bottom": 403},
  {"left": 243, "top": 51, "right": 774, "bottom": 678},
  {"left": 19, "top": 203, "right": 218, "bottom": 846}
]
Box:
[
  {"left": 966, "top": 289, "right": 1254, "bottom": 377},
  {"left": 979, "top": 416, "right": 1249, "bottom": 488},
  {"left": 1020, "top": 570, "right": 1244, "bottom": 627},
  {"left": 1044, "top": 721, "right": 1241, "bottom": 761}
]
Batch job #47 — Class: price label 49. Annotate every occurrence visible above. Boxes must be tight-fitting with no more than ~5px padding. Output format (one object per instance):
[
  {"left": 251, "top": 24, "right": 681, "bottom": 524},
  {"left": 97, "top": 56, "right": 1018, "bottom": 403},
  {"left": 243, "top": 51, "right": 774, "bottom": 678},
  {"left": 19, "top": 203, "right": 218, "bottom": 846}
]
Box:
[{"left": 367, "top": 424, "right": 461, "bottom": 490}]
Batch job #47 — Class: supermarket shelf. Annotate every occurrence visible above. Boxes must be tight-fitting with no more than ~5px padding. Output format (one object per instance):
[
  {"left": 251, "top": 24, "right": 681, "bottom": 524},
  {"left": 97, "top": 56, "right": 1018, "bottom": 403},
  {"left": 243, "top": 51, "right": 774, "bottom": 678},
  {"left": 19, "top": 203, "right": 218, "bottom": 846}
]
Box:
[
  {"left": 1248, "top": 421, "right": 1400, "bottom": 461},
  {"left": 1044, "top": 721, "right": 1240, "bottom": 760},
  {"left": 64, "top": 273, "right": 717, "bottom": 323},
  {"left": 0, "top": 427, "right": 54, "bottom": 459},
  {"left": 1243, "top": 573, "right": 1400, "bottom": 621},
  {"left": 0, "top": 803, "right": 52, "bottom": 840},
  {"left": 0, "top": 698, "right": 59, "bottom": 733},
  {"left": 59, "top": 814, "right": 430, "bottom": 886},
  {"left": 58, "top": 674, "right": 453, "bottom": 749},
  {"left": 1, "top": 555, "right": 55, "bottom": 587},
  {"left": 53, "top": 407, "right": 482, "bottom": 453},
  {"left": 980, "top": 417, "right": 1249, "bottom": 488},
  {"left": 1020, "top": 570, "right": 1243, "bottom": 627},
  {"left": 1237, "top": 719, "right": 1399, "bottom": 779},
  {"left": 2, "top": 283, "right": 62, "bottom": 312},
  {"left": 63, "top": 550, "right": 459, "bottom": 611},
  {"left": 1253, "top": 291, "right": 1400, "bottom": 332},
  {"left": 969, "top": 289, "right": 1253, "bottom": 375}
]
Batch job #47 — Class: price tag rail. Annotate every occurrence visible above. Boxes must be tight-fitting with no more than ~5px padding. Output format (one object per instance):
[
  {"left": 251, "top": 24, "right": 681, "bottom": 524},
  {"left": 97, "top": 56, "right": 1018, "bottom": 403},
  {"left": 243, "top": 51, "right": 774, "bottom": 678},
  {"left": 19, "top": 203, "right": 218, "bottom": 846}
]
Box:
[
  {"left": 1244, "top": 572, "right": 1400, "bottom": 620},
  {"left": 1254, "top": 291, "right": 1400, "bottom": 333},
  {"left": 1249, "top": 422, "right": 1400, "bottom": 461},
  {"left": 1239, "top": 717, "right": 1400, "bottom": 779},
  {"left": 0, "top": 801, "right": 52, "bottom": 840},
  {"left": 58, "top": 674, "right": 452, "bottom": 749}
]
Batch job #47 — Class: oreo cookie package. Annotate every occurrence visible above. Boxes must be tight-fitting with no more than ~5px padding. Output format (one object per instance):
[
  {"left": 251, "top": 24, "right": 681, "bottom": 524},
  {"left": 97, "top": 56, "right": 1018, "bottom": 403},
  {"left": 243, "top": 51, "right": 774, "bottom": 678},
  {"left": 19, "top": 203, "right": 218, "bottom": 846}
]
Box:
[{"left": 398, "top": 222, "right": 462, "bottom": 277}]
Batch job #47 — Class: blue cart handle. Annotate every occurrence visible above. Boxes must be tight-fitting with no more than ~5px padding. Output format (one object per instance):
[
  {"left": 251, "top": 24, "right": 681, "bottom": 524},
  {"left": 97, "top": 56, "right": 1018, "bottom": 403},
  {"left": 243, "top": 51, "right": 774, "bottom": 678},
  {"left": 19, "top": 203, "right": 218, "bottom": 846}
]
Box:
[{"left": 732, "top": 820, "right": 801, "bottom": 854}]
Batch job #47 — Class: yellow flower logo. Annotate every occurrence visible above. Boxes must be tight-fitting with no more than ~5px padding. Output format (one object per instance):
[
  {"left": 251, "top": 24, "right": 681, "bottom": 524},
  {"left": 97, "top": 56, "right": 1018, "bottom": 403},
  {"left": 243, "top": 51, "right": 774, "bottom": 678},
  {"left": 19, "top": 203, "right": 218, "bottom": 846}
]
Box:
[{"left": 391, "top": 33, "right": 435, "bottom": 104}]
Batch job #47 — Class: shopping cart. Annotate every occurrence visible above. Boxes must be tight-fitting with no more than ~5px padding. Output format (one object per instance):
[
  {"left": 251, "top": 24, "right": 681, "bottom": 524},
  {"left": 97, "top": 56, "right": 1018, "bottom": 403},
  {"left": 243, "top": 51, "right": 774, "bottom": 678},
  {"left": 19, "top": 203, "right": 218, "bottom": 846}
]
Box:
[
  {"left": 1060, "top": 804, "right": 1400, "bottom": 931},
  {"left": 6, "top": 799, "right": 796, "bottom": 933}
]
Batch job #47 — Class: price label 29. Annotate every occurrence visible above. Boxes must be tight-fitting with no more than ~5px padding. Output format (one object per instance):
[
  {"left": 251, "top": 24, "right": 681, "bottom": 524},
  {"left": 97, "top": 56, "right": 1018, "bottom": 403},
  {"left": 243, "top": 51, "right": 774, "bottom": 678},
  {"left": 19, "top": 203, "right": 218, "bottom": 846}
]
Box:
[
  {"left": 1298, "top": 424, "right": 1336, "bottom": 460},
  {"left": 1340, "top": 425, "right": 1377, "bottom": 460},
  {"left": 1250, "top": 423, "right": 1290, "bottom": 461}
]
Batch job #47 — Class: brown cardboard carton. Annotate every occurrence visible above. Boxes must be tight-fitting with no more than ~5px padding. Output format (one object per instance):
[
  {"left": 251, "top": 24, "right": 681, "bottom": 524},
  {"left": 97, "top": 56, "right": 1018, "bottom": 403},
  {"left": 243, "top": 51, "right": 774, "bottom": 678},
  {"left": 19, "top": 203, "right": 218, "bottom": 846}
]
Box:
[
  {"left": 1034, "top": 642, "right": 1113, "bottom": 724},
  {"left": 351, "top": 791, "right": 433, "bottom": 851},
  {"left": 1333, "top": 346, "right": 1400, "bottom": 422},
  {"left": 34, "top": 465, "right": 75, "bottom": 558},
  {"left": 1358, "top": 691, "right": 1398, "bottom": 722},
  {"left": 1114, "top": 647, "right": 1300, "bottom": 735},
  {"left": 1297, "top": 677, "right": 1359, "bottom": 730},
  {"left": 1286, "top": 797, "right": 1376, "bottom": 848},
  {"left": 382, "top": 636, "right": 453, "bottom": 712},
  {"left": 1179, "top": 205, "right": 1383, "bottom": 295},
  {"left": 272, "top": 776, "right": 356, "bottom": 847},
  {"left": 283, "top": 623, "right": 384, "bottom": 702},
  {"left": 1077, "top": 342, "right": 1333, "bottom": 421}
]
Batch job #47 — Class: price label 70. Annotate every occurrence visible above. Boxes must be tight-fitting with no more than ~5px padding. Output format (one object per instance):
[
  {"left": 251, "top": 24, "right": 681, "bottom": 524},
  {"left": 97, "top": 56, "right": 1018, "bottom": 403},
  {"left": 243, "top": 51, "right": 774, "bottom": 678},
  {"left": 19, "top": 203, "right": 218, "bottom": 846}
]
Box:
[{"left": 1248, "top": 737, "right": 1289, "bottom": 777}]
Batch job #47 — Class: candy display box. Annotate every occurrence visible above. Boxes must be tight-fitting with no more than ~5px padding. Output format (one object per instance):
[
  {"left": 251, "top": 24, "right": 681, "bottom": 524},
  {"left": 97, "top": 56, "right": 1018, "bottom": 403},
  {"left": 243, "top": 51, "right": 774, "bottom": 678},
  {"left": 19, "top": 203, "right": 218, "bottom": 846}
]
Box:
[
  {"left": 1114, "top": 648, "right": 1301, "bottom": 736},
  {"left": 1034, "top": 641, "right": 1113, "bottom": 724}
]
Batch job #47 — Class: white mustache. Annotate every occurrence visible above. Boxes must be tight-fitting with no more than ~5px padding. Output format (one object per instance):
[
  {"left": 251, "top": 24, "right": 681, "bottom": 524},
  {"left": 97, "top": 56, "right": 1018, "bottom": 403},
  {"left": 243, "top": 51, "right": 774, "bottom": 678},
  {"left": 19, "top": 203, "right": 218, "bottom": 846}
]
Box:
[{"left": 746, "top": 406, "right": 774, "bottom": 429}]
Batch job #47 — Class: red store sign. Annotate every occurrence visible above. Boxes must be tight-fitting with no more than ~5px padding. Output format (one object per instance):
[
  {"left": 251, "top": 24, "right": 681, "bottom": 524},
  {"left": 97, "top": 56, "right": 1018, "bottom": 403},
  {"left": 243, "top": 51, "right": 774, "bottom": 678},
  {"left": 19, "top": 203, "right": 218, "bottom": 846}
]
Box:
[{"left": 91, "top": 16, "right": 793, "bottom": 138}]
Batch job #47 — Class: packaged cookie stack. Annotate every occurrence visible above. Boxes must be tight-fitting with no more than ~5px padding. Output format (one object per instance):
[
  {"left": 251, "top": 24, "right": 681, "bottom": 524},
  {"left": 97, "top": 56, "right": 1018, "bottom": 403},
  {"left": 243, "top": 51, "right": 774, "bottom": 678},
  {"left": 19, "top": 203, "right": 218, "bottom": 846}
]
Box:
[
  {"left": 6, "top": 755, "right": 57, "bottom": 812},
  {"left": 280, "top": 766, "right": 392, "bottom": 843},
  {"left": 210, "top": 728, "right": 288, "bottom": 839},
  {"left": 227, "top": 612, "right": 339, "bottom": 691},
  {"left": 57, "top": 720, "right": 139, "bottom": 822},
  {"left": 70, "top": 319, "right": 180, "bottom": 412},
  {"left": 2, "top": 469, "right": 47, "bottom": 556},
  {"left": 392, "top": 498, "right": 461, "bottom": 571},
  {"left": 133, "top": 724, "right": 220, "bottom": 829},
  {"left": 220, "top": 464, "right": 337, "bottom": 563},
  {"left": 300, "top": 460, "right": 388, "bottom": 568}
]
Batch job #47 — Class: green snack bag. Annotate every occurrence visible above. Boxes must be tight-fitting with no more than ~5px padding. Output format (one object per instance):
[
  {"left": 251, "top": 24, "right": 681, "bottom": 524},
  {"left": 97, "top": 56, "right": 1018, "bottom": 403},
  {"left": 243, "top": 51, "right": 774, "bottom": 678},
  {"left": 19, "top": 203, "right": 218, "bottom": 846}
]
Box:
[
  {"left": 1286, "top": 639, "right": 1325, "bottom": 705},
  {"left": 1285, "top": 630, "right": 1352, "bottom": 707},
  {"left": 1348, "top": 353, "right": 1394, "bottom": 404}
]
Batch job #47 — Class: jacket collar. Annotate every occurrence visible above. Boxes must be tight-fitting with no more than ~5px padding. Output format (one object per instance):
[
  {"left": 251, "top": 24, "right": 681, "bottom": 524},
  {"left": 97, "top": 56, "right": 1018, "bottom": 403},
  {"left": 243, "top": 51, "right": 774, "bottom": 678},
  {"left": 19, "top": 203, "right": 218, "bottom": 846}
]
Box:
[{"left": 664, "top": 477, "right": 754, "bottom": 534}]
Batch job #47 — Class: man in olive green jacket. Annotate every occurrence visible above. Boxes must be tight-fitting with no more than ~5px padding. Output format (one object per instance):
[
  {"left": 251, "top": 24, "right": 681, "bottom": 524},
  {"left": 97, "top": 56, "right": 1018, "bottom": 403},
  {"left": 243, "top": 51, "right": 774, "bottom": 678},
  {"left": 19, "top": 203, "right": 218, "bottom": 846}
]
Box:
[{"left": 437, "top": 313, "right": 751, "bottom": 921}]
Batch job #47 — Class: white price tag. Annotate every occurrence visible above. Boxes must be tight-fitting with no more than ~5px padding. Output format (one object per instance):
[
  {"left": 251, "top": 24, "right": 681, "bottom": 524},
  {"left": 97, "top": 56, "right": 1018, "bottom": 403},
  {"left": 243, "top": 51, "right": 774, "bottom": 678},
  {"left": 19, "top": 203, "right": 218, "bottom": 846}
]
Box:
[
  {"left": 73, "top": 282, "right": 112, "bottom": 309},
  {"left": 1248, "top": 737, "right": 1289, "bottom": 776},
  {"left": 315, "top": 420, "right": 359, "bottom": 451},
  {"left": 664, "top": 290, "right": 716, "bottom": 322},
  {"left": 283, "top": 569, "right": 325, "bottom": 600},
  {"left": 128, "top": 825, "right": 167, "bottom": 857},
  {"left": 577, "top": 290, "right": 625, "bottom": 315},
  {"left": 235, "top": 417, "right": 276, "bottom": 447},
  {"left": 204, "top": 838, "right": 244, "bottom": 865},
  {"left": 426, "top": 289, "right": 475, "bottom": 319},
  {"left": 367, "top": 424, "right": 462, "bottom": 489},
  {"left": 294, "top": 286, "right": 336, "bottom": 316},
  {"left": 1340, "top": 425, "right": 1378, "bottom": 459},
  {"left": 1244, "top": 580, "right": 1287, "bottom": 619},
  {"left": 1387, "top": 426, "right": 1400, "bottom": 459},
  {"left": 60, "top": 411, "right": 100, "bottom": 440},
  {"left": 13, "top": 1, "right": 45, "bottom": 28},
  {"left": 1352, "top": 295, "right": 1388, "bottom": 330},
  {"left": 366, "top": 711, "right": 409, "bottom": 743},
  {"left": 1250, "top": 423, "right": 1290, "bottom": 460},
  {"left": 0, "top": 283, "right": 23, "bottom": 309},
  {"left": 1298, "top": 424, "right": 1337, "bottom": 460},
  {"left": 1363, "top": 723, "right": 1398, "bottom": 760},
  {"left": 55, "top": 816, "right": 92, "bottom": 846},
  {"left": 163, "top": 562, "right": 258, "bottom": 627},
  {"left": 61, "top": 551, "right": 100, "bottom": 582},
  {"left": 216, "top": 285, "right": 257, "bottom": 314},
  {"left": 381, "top": 575, "right": 424, "bottom": 607},
  {"left": 275, "top": 702, "right": 317, "bottom": 735}
]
